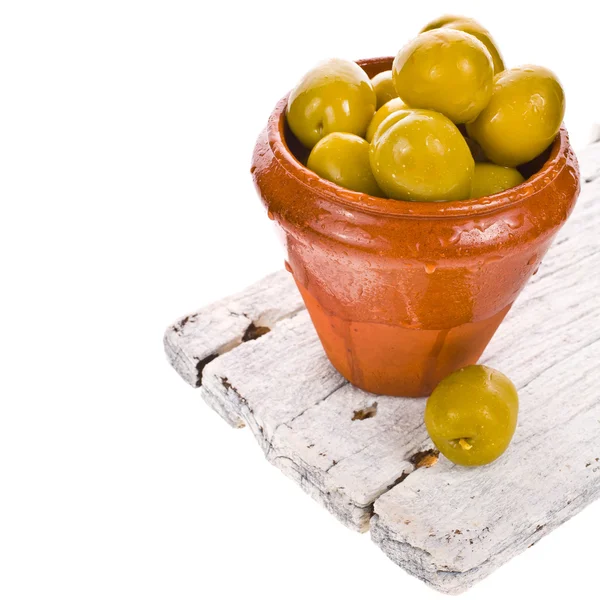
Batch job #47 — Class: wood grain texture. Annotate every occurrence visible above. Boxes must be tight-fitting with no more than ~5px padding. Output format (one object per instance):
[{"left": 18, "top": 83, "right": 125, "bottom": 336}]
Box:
[
  {"left": 201, "top": 310, "right": 436, "bottom": 531},
  {"left": 165, "top": 139, "right": 600, "bottom": 592},
  {"left": 163, "top": 269, "right": 303, "bottom": 389}
]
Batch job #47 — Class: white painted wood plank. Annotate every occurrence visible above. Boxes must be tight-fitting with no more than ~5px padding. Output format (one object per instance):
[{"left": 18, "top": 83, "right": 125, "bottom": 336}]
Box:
[
  {"left": 201, "top": 310, "right": 346, "bottom": 445},
  {"left": 202, "top": 314, "right": 437, "bottom": 530},
  {"left": 371, "top": 339, "right": 600, "bottom": 594},
  {"left": 163, "top": 270, "right": 303, "bottom": 392},
  {"left": 165, "top": 139, "right": 600, "bottom": 592}
]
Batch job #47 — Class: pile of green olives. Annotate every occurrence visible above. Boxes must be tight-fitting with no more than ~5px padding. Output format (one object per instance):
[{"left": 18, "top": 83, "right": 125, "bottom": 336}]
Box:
[{"left": 286, "top": 15, "right": 565, "bottom": 203}]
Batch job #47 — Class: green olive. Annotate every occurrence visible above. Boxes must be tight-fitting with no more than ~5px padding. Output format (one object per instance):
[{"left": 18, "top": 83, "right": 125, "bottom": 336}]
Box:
[
  {"left": 307, "top": 132, "right": 382, "bottom": 196},
  {"left": 366, "top": 97, "right": 407, "bottom": 142},
  {"left": 471, "top": 163, "right": 525, "bottom": 198},
  {"left": 369, "top": 109, "right": 474, "bottom": 202},
  {"left": 370, "top": 108, "right": 413, "bottom": 145},
  {"left": 286, "top": 58, "right": 376, "bottom": 149},
  {"left": 425, "top": 365, "right": 519, "bottom": 466},
  {"left": 467, "top": 66, "right": 565, "bottom": 167},
  {"left": 393, "top": 29, "right": 494, "bottom": 124},
  {"left": 420, "top": 14, "right": 465, "bottom": 32},
  {"left": 371, "top": 70, "right": 398, "bottom": 109},
  {"left": 440, "top": 18, "right": 505, "bottom": 74}
]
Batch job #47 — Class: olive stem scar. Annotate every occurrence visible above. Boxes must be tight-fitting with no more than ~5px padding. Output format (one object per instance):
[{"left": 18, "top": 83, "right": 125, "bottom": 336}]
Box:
[{"left": 459, "top": 438, "right": 473, "bottom": 450}]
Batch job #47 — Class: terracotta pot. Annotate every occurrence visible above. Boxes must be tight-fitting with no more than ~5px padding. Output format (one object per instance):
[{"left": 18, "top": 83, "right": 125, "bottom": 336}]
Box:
[{"left": 252, "top": 56, "right": 580, "bottom": 397}]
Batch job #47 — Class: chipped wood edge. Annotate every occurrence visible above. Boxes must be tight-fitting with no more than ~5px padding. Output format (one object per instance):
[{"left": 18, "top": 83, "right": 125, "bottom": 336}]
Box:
[{"left": 164, "top": 270, "right": 304, "bottom": 389}]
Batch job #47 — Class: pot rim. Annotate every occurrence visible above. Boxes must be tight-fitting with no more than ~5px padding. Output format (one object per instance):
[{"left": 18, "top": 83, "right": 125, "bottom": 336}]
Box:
[{"left": 266, "top": 57, "right": 574, "bottom": 220}]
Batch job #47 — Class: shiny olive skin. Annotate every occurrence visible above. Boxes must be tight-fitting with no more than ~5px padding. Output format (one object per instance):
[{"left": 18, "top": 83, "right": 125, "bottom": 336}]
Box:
[
  {"left": 393, "top": 29, "right": 494, "bottom": 124},
  {"left": 440, "top": 18, "right": 505, "bottom": 74},
  {"left": 471, "top": 163, "right": 525, "bottom": 198},
  {"left": 425, "top": 365, "right": 519, "bottom": 466},
  {"left": 371, "top": 70, "right": 398, "bottom": 108},
  {"left": 307, "top": 132, "right": 382, "bottom": 196},
  {"left": 286, "top": 58, "right": 376, "bottom": 149},
  {"left": 371, "top": 108, "right": 413, "bottom": 145},
  {"left": 369, "top": 109, "right": 474, "bottom": 202},
  {"left": 467, "top": 66, "right": 565, "bottom": 167},
  {"left": 366, "top": 97, "right": 407, "bottom": 142},
  {"left": 420, "top": 14, "right": 465, "bottom": 32}
]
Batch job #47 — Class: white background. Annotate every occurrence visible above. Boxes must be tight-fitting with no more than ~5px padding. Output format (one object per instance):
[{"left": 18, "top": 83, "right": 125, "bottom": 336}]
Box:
[{"left": 0, "top": 1, "right": 597, "bottom": 598}]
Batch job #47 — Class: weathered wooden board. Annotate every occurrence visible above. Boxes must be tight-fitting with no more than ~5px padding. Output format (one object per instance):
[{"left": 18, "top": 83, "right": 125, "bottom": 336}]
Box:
[
  {"left": 164, "top": 270, "right": 303, "bottom": 426},
  {"left": 164, "top": 139, "right": 600, "bottom": 593}
]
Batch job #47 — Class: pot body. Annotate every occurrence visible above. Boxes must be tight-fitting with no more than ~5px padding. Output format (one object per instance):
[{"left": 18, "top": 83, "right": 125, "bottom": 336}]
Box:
[{"left": 252, "top": 58, "right": 580, "bottom": 397}]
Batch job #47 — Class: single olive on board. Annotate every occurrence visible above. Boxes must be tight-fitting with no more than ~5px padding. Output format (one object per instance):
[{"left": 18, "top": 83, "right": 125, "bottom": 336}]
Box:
[
  {"left": 365, "top": 97, "right": 407, "bottom": 142},
  {"left": 286, "top": 58, "right": 376, "bottom": 149},
  {"left": 467, "top": 66, "right": 565, "bottom": 167},
  {"left": 307, "top": 132, "right": 382, "bottom": 196},
  {"left": 425, "top": 365, "right": 519, "bottom": 466},
  {"left": 393, "top": 29, "right": 494, "bottom": 124},
  {"left": 422, "top": 16, "right": 505, "bottom": 74},
  {"left": 371, "top": 70, "right": 398, "bottom": 109},
  {"left": 369, "top": 109, "right": 474, "bottom": 202},
  {"left": 471, "top": 163, "right": 525, "bottom": 198}
]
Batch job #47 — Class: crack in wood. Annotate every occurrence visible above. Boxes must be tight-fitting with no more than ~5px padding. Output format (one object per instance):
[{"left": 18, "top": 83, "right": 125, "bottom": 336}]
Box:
[
  {"left": 242, "top": 323, "right": 271, "bottom": 342},
  {"left": 410, "top": 449, "right": 440, "bottom": 469},
  {"left": 352, "top": 402, "right": 378, "bottom": 421},
  {"left": 195, "top": 353, "right": 219, "bottom": 386},
  {"left": 164, "top": 270, "right": 305, "bottom": 387}
]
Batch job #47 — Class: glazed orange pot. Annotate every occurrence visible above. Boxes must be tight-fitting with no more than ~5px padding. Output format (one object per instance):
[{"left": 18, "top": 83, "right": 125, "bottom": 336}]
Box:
[{"left": 252, "top": 57, "right": 580, "bottom": 397}]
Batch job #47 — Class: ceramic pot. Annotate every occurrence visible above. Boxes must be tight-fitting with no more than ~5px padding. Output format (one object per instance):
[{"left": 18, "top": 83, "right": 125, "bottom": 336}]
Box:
[{"left": 252, "top": 56, "right": 580, "bottom": 397}]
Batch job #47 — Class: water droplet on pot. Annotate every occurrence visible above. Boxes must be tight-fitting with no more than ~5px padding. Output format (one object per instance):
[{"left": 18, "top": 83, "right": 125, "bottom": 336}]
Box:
[
  {"left": 267, "top": 210, "right": 274, "bottom": 220},
  {"left": 484, "top": 254, "right": 504, "bottom": 264},
  {"left": 284, "top": 261, "right": 293, "bottom": 274},
  {"left": 505, "top": 214, "right": 525, "bottom": 229},
  {"left": 250, "top": 165, "right": 257, "bottom": 174},
  {"left": 424, "top": 263, "right": 437, "bottom": 274}
]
